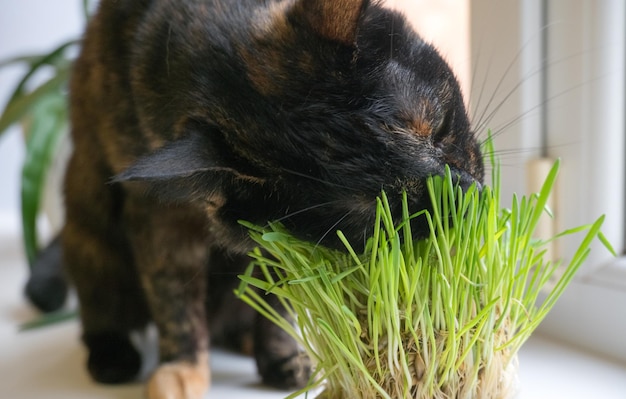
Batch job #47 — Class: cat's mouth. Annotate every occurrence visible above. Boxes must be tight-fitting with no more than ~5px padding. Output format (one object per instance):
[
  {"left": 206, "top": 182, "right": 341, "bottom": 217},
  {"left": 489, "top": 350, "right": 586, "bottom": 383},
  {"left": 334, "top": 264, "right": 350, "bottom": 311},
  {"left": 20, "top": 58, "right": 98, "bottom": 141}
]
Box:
[
  {"left": 447, "top": 167, "right": 483, "bottom": 192},
  {"left": 277, "top": 165, "right": 484, "bottom": 253}
]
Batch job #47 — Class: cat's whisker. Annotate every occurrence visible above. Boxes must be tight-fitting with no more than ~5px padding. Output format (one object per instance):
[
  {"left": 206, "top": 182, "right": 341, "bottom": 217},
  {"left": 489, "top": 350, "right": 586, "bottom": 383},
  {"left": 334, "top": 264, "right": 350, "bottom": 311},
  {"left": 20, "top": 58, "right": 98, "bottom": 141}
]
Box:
[
  {"left": 268, "top": 200, "right": 341, "bottom": 226},
  {"left": 475, "top": 51, "right": 589, "bottom": 137},
  {"left": 471, "top": 32, "right": 535, "bottom": 132},
  {"left": 469, "top": 36, "right": 495, "bottom": 125},
  {"left": 389, "top": 8, "right": 396, "bottom": 59},
  {"left": 472, "top": 32, "right": 600, "bottom": 140},
  {"left": 486, "top": 72, "right": 607, "bottom": 143},
  {"left": 313, "top": 210, "right": 355, "bottom": 251},
  {"left": 281, "top": 168, "right": 357, "bottom": 191},
  {"left": 484, "top": 146, "right": 544, "bottom": 157},
  {"left": 470, "top": 22, "right": 559, "bottom": 134}
]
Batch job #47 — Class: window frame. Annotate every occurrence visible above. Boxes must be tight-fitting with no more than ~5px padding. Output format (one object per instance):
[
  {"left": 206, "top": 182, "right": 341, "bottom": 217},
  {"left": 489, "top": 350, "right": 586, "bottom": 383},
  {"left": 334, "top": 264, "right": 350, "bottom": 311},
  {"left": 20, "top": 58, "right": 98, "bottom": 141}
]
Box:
[{"left": 470, "top": 0, "right": 626, "bottom": 362}]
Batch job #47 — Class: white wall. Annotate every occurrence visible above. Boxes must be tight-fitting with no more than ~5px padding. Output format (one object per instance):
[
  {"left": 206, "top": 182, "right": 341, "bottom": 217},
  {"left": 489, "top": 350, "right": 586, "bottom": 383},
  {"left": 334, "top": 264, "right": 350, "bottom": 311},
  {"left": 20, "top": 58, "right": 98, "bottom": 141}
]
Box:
[{"left": 0, "top": 1, "right": 83, "bottom": 222}]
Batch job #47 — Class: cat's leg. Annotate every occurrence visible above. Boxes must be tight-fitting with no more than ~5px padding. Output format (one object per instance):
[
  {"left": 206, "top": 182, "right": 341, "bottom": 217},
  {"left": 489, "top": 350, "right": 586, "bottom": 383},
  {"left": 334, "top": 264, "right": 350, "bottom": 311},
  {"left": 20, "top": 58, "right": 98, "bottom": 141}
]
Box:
[
  {"left": 123, "top": 197, "right": 210, "bottom": 399},
  {"left": 254, "top": 295, "right": 313, "bottom": 389},
  {"left": 205, "top": 248, "right": 257, "bottom": 355},
  {"left": 63, "top": 154, "right": 150, "bottom": 384},
  {"left": 206, "top": 247, "right": 312, "bottom": 389}
]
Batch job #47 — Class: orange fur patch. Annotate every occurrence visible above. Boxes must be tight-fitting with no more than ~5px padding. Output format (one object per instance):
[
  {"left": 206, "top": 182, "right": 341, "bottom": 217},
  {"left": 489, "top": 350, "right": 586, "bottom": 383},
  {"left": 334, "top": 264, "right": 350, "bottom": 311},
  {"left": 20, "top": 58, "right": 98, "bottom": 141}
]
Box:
[
  {"left": 146, "top": 351, "right": 210, "bottom": 399},
  {"left": 303, "top": 0, "right": 365, "bottom": 44},
  {"left": 241, "top": 2, "right": 295, "bottom": 97},
  {"left": 411, "top": 119, "right": 432, "bottom": 137}
]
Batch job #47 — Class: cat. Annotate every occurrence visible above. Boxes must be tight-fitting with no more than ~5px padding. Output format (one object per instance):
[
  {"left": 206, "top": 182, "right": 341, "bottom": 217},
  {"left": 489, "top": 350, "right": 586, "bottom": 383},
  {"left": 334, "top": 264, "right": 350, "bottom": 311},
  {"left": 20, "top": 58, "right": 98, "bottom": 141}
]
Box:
[{"left": 26, "top": 0, "right": 484, "bottom": 398}]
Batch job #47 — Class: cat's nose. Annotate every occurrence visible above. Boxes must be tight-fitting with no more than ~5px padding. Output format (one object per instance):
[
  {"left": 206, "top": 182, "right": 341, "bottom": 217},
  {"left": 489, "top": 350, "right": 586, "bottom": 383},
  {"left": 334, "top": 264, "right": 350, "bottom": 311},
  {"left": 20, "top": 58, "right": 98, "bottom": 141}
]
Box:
[{"left": 453, "top": 169, "right": 482, "bottom": 193}]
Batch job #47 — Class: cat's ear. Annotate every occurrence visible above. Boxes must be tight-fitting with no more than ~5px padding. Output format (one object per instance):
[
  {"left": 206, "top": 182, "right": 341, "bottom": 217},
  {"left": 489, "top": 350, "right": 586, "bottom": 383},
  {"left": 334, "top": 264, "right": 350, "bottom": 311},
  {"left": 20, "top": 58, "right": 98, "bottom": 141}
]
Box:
[
  {"left": 299, "top": 0, "right": 368, "bottom": 45},
  {"left": 113, "top": 129, "right": 263, "bottom": 202},
  {"left": 114, "top": 131, "right": 231, "bottom": 181}
]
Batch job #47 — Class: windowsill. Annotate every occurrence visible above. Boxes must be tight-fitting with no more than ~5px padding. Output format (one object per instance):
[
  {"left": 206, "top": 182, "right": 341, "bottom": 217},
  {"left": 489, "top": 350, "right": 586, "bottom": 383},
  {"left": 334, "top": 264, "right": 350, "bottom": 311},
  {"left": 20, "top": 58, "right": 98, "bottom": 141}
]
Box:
[
  {"left": 1, "top": 213, "right": 624, "bottom": 398},
  {"left": 517, "top": 335, "right": 626, "bottom": 398}
]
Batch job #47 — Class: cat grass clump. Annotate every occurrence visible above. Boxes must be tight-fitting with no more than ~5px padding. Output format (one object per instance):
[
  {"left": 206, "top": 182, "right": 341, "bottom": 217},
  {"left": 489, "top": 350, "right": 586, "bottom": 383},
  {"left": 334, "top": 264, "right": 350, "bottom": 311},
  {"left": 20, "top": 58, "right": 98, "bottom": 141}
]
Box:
[{"left": 237, "top": 159, "right": 612, "bottom": 399}]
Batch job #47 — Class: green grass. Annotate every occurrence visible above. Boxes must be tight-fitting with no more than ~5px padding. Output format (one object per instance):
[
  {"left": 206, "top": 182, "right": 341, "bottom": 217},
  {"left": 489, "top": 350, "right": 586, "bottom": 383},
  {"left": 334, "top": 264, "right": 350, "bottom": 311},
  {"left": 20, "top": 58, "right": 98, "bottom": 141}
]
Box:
[{"left": 236, "top": 154, "right": 612, "bottom": 398}]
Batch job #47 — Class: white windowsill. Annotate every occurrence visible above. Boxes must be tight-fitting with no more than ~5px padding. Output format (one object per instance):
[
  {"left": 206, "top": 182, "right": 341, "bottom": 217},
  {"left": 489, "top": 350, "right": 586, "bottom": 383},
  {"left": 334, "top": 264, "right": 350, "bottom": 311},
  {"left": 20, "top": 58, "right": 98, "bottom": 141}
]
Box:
[{"left": 1, "top": 213, "right": 624, "bottom": 398}]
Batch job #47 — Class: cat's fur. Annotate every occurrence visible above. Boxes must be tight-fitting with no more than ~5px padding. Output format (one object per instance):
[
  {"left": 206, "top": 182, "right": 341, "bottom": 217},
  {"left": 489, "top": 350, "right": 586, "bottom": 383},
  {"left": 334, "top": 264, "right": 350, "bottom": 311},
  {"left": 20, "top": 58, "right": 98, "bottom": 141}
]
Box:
[{"left": 30, "top": 0, "right": 484, "bottom": 397}]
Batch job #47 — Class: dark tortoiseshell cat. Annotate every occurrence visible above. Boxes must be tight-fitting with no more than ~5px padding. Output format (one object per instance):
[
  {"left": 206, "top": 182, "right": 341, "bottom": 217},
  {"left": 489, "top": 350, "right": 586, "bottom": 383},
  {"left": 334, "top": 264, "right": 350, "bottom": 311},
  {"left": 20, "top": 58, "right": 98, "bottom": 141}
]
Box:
[{"left": 31, "top": 0, "right": 484, "bottom": 397}]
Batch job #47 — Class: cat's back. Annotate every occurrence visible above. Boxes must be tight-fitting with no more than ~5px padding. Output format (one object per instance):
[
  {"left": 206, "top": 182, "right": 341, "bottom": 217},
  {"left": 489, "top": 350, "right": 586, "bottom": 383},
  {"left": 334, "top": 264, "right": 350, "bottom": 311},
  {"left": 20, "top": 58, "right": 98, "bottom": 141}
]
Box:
[
  {"left": 80, "top": 0, "right": 265, "bottom": 61},
  {"left": 80, "top": 0, "right": 277, "bottom": 90},
  {"left": 70, "top": 0, "right": 273, "bottom": 170}
]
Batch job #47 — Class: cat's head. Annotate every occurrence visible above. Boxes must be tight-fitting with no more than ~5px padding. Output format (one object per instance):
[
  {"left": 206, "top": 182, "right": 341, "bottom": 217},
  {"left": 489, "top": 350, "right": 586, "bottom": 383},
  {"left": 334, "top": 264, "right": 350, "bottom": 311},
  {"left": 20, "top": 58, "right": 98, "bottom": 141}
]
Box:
[{"left": 118, "top": 0, "right": 484, "bottom": 252}]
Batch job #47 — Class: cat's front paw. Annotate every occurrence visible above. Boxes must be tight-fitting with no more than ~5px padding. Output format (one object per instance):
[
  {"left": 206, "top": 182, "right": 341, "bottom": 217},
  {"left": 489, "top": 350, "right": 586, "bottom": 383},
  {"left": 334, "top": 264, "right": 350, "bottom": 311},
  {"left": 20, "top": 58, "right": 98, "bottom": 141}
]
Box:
[
  {"left": 84, "top": 332, "right": 141, "bottom": 384},
  {"left": 146, "top": 352, "right": 210, "bottom": 399},
  {"left": 258, "top": 351, "right": 312, "bottom": 390}
]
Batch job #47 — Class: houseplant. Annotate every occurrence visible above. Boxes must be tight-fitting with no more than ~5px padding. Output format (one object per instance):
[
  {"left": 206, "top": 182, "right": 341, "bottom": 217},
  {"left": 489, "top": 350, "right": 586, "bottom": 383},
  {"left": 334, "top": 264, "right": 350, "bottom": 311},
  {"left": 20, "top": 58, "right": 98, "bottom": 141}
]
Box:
[
  {"left": 0, "top": 0, "right": 94, "bottom": 324},
  {"left": 0, "top": 0, "right": 92, "bottom": 268}
]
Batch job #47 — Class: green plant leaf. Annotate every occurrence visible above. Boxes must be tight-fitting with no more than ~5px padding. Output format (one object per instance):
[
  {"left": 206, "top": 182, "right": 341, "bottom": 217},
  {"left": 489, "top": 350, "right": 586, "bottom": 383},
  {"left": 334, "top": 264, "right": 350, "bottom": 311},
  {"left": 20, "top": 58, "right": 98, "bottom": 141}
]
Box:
[
  {"left": 0, "top": 54, "right": 43, "bottom": 69},
  {"left": 19, "top": 309, "right": 77, "bottom": 331},
  {"left": 21, "top": 93, "right": 68, "bottom": 266},
  {"left": 5, "top": 40, "right": 78, "bottom": 106},
  {"left": 0, "top": 69, "right": 70, "bottom": 137}
]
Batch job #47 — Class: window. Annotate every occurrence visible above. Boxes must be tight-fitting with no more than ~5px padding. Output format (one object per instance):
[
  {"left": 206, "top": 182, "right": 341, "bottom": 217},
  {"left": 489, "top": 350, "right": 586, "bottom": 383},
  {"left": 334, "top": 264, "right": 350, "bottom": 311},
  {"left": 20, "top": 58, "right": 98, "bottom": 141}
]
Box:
[{"left": 470, "top": 0, "right": 626, "bottom": 361}]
